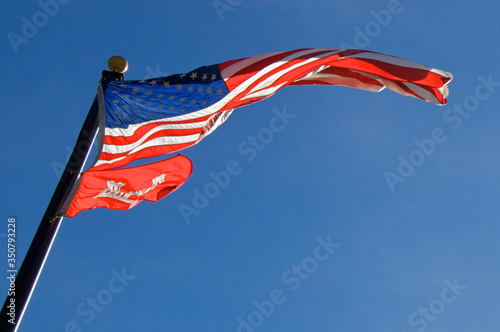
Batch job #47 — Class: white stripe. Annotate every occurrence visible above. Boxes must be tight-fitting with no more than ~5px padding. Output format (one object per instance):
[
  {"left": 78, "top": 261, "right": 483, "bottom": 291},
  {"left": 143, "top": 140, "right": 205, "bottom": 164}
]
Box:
[
  {"left": 340, "top": 51, "right": 435, "bottom": 72},
  {"left": 242, "top": 82, "right": 287, "bottom": 100},
  {"left": 105, "top": 120, "right": 206, "bottom": 138},
  {"left": 96, "top": 134, "right": 200, "bottom": 167},
  {"left": 348, "top": 70, "right": 410, "bottom": 96},
  {"left": 296, "top": 71, "right": 385, "bottom": 92},
  {"left": 430, "top": 68, "right": 453, "bottom": 79},
  {"left": 438, "top": 83, "right": 450, "bottom": 99},
  {"left": 297, "top": 64, "right": 329, "bottom": 80},
  {"left": 103, "top": 133, "right": 200, "bottom": 155},
  {"left": 200, "top": 109, "right": 233, "bottom": 139},
  {"left": 402, "top": 82, "right": 441, "bottom": 104},
  {"left": 95, "top": 155, "right": 127, "bottom": 167}
]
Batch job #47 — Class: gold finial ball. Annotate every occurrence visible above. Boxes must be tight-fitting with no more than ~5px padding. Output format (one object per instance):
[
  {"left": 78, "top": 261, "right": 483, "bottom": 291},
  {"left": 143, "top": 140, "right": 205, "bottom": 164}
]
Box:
[{"left": 107, "top": 55, "right": 128, "bottom": 73}]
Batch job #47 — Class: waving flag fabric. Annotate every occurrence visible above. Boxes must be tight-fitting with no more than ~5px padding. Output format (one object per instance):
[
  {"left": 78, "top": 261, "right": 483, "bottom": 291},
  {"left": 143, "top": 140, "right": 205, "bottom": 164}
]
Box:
[
  {"left": 93, "top": 48, "right": 453, "bottom": 171},
  {"left": 66, "top": 48, "right": 453, "bottom": 217},
  {"left": 66, "top": 155, "right": 192, "bottom": 218}
]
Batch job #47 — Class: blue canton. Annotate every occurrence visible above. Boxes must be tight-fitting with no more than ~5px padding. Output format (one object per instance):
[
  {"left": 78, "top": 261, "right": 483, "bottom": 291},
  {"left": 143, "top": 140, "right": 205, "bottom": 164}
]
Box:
[{"left": 102, "top": 64, "right": 229, "bottom": 129}]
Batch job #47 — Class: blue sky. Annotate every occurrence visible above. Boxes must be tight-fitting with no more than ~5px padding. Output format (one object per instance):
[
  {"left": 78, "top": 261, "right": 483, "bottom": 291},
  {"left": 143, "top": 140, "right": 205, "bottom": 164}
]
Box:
[{"left": 1, "top": 1, "right": 500, "bottom": 331}]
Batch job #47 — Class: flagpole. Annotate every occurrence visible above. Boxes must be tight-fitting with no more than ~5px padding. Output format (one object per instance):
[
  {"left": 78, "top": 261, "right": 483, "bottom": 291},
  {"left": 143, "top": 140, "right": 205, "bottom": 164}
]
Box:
[{"left": 0, "top": 57, "right": 128, "bottom": 332}]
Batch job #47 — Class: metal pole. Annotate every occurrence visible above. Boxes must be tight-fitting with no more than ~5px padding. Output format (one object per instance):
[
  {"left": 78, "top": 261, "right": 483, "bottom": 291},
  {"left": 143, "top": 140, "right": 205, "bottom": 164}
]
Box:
[{"left": 0, "top": 66, "right": 125, "bottom": 331}]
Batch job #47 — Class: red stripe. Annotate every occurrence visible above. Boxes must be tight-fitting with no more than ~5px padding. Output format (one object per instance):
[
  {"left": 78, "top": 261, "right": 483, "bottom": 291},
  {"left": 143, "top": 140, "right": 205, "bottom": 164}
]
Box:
[
  {"left": 222, "top": 49, "right": 312, "bottom": 91},
  {"left": 94, "top": 141, "right": 197, "bottom": 170},
  {"left": 289, "top": 66, "right": 385, "bottom": 88},
  {"left": 104, "top": 127, "right": 202, "bottom": 146},
  {"left": 333, "top": 57, "right": 450, "bottom": 86},
  {"left": 103, "top": 113, "right": 213, "bottom": 145}
]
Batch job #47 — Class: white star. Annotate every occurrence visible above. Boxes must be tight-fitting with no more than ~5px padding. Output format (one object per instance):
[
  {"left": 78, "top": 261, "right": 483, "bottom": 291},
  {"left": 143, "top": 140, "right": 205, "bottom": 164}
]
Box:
[
  {"left": 202, "top": 73, "right": 208, "bottom": 81},
  {"left": 190, "top": 72, "right": 197, "bottom": 80},
  {"left": 211, "top": 74, "right": 217, "bottom": 81}
]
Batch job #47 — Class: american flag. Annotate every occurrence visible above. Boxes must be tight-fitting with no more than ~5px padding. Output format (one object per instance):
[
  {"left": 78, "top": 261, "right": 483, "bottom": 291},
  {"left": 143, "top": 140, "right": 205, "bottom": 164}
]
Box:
[{"left": 93, "top": 48, "right": 453, "bottom": 170}]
